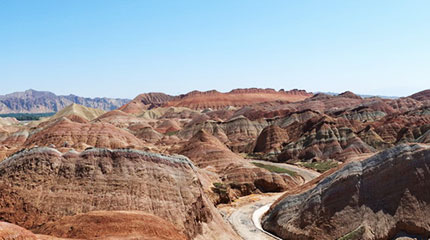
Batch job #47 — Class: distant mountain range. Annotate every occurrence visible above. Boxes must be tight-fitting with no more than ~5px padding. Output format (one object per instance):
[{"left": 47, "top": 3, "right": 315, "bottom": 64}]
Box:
[{"left": 0, "top": 89, "right": 130, "bottom": 113}]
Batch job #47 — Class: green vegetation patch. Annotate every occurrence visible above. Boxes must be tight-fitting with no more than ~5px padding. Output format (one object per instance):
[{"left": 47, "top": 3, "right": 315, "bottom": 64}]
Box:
[
  {"left": 302, "top": 160, "right": 338, "bottom": 173},
  {"left": 245, "top": 152, "right": 278, "bottom": 161},
  {"left": 0, "top": 112, "right": 55, "bottom": 121},
  {"left": 211, "top": 182, "right": 228, "bottom": 193},
  {"left": 251, "top": 162, "right": 297, "bottom": 176},
  {"left": 165, "top": 130, "right": 179, "bottom": 136},
  {"left": 338, "top": 226, "right": 365, "bottom": 240}
]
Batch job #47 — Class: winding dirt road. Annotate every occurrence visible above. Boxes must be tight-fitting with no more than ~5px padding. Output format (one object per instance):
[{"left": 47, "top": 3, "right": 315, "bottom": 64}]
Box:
[{"left": 224, "top": 160, "right": 320, "bottom": 240}]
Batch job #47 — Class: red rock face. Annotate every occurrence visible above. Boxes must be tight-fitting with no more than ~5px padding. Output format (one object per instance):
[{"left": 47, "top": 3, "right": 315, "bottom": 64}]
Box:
[
  {"left": 253, "top": 125, "right": 289, "bottom": 154},
  {"left": 277, "top": 115, "right": 374, "bottom": 162},
  {"left": 248, "top": 92, "right": 430, "bottom": 163},
  {"left": 410, "top": 89, "right": 430, "bottom": 101},
  {"left": 119, "top": 93, "right": 175, "bottom": 114},
  {"left": 155, "top": 119, "right": 182, "bottom": 134},
  {"left": 36, "top": 211, "right": 187, "bottom": 240},
  {"left": 262, "top": 144, "right": 430, "bottom": 240},
  {"left": 0, "top": 147, "right": 238, "bottom": 240},
  {"left": 338, "top": 91, "right": 363, "bottom": 99},
  {"left": 179, "top": 130, "right": 296, "bottom": 201},
  {"left": 163, "top": 88, "right": 312, "bottom": 110},
  {"left": 372, "top": 110, "right": 430, "bottom": 144}
]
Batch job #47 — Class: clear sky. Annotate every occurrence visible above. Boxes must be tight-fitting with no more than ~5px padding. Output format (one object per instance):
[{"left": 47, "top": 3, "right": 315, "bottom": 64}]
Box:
[{"left": 0, "top": 0, "right": 429, "bottom": 98}]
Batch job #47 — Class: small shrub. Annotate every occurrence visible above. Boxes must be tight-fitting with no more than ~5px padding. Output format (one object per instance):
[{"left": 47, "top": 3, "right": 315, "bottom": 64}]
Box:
[
  {"left": 251, "top": 162, "right": 297, "bottom": 176},
  {"left": 302, "top": 160, "right": 338, "bottom": 173},
  {"left": 165, "top": 130, "right": 179, "bottom": 136}
]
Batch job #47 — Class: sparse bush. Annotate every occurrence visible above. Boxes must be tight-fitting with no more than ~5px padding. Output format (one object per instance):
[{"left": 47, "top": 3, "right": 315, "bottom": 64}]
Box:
[
  {"left": 251, "top": 162, "right": 297, "bottom": 176},
  {"left": 302, "top": 160, "right": 338, "bottom": 173}
]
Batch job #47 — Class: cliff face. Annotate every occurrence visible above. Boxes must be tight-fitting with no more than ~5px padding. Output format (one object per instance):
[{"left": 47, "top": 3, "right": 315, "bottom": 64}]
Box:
[
  {"left": 0, "top": 147, "right": 239, "bottom": 240},
  {"left": 262, "top": 144, "right": 430, "bottom": 240},
  {"left": 0, "top": 89, "right": 129, "bottom": 113}
]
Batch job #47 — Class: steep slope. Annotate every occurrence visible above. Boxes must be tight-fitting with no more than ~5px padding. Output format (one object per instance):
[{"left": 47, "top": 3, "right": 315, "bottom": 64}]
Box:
[
  {"left": 0, "top": 147, "right": 239, "bottom": 240},
  {"left": 179, "top": 115, "right": 269, "bottom": 152},
  {"left": 119, "top": 93, "right": 175, "bottom": 114},
  {"left": 0, "top": 89, "right": 129, "bottom": 113},
  {"left": 253, "top": 125, "right": 289, "bottom": 154},
  {"left": 262, "top": 144, "right": 430, "bottom": 239},
  {"left": 277, "top": 116, "right": 374, "bottom": 162}
]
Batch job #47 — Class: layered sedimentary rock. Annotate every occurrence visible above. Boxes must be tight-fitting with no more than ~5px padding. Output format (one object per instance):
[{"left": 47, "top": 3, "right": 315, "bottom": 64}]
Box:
[
  {"left": 278, "top": 116, "right": 374, "bottom": 162},
  {"left": 140, "top": 107, "right": 201, "bottom": 120},
  {"left": 179, "top": 115, "right": 268, "bottom": 152},
  {"left": 36, "top": 211, "right": 187, "bottom": 240},
  {"left": 155, "top": 119, "right": 182, "bottom": 134},
  {"left": 25, "top": 118, "right": 145, "bottom": 151},
  {"left": 262, "top": 144, "right": 430, "bottom": 240},
  {"left": 119, "top": 93, "right": 175, "bottom": 114},
  {"left": 247, "top": 92, "right": 430, "bottom": 163},
  {"left": 164, "top": 88, "right": 312, "bottom": 110},
  {"left": 0, "top": 147, "right": 239, "bottom": 240},
  {"left": 253, "top": 125, "right": 289, "bottom": 154},
  {"left": 49, "top": 103, "right": 106, "bottom": 122},
  {"left": 180, "top": 130, "right": 295, "bottom": 199},
  {"left": 372, "top": 109, "right": 430, "bottom": 144}
]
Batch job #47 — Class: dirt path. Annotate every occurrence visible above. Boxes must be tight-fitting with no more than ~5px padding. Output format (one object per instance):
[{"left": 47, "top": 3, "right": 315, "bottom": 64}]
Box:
[
  {"left": 221, "top": 193, "right": 283, "bottom": 240},
  {"left": 222, "top": 161, "right": 320, "bottom": 240}
]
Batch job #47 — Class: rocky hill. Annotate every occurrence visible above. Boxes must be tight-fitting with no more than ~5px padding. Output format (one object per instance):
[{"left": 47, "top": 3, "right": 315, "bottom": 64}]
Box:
[
  {"left": 164, "top": 88, "right": 312, "bottom": 110},
  {"left": 0, "top": 89, "right": 129, "bottom": 113},
  {"left": 262, "top": 144, "right": 430, "bottom": 239},
  {"left": 24, "top": 118, "right": 147, "bottom": 151},
  {"left": 410, "top": 89, "right": 430, "bottom": 101},
  {"left": 0, "top": 88, "right": 430, "bottom": 239},
  {"left": 119, "top": 92, "right": 175, "bottom": 114},
  {"left": 49, "top": 103, "right": 106, "bottom": 122},
  {"left": 179, "top": 130, "right": 296, "bottom": 203},
  {"left": 0, "top": 147, "right": 239, "bottom": 240}
]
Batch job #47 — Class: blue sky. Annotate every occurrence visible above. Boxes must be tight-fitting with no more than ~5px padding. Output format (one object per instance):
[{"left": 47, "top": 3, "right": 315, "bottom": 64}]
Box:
[{"left": 0, "top": 0, "right": 429, "bottom": 98}]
